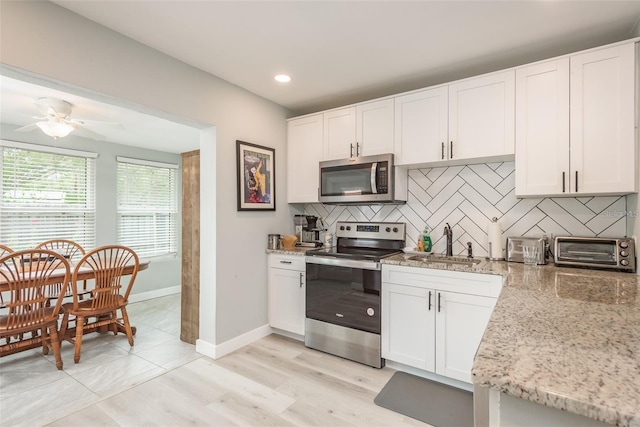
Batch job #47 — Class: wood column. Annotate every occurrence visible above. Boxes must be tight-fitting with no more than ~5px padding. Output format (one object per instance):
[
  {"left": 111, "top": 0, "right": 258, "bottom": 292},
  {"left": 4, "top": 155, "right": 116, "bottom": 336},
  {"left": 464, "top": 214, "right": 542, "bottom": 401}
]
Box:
[{"left": 180, "top": 150, "right": 200, "bottom": 344}]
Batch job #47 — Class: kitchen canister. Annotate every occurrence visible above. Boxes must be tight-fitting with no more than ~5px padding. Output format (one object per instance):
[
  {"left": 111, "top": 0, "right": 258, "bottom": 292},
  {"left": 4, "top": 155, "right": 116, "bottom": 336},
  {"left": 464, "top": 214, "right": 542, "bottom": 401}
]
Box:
[
  {"left": 268, "top": 234, "right": 281, "bottom": 250},
  {"left": 487, "top": 217, "right": 504, "bottom": 260}
]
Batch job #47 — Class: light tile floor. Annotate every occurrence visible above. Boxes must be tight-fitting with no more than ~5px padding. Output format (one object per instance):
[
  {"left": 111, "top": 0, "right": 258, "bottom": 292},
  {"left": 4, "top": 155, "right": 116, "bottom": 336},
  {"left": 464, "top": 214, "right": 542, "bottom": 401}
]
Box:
[
  {"left": 1, "top": 294, "right": 427, "bottom": 427},
  {"left": 0, "top": 293, "right": 199, "bottom": 426}
]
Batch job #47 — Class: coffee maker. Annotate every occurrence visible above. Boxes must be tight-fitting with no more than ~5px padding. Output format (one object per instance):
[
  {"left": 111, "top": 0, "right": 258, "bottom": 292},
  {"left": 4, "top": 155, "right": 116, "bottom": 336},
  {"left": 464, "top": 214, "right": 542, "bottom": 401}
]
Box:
[{"left": 294, "top": 214, "right": 324, "bottom": 247}]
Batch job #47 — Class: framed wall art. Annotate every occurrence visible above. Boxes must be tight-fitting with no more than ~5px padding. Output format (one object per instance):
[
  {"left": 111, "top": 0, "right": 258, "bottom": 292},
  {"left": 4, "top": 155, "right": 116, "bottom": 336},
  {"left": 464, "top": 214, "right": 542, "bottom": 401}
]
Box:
[{"left": 236, "top": 140, "right": 275, "bottom": 211}]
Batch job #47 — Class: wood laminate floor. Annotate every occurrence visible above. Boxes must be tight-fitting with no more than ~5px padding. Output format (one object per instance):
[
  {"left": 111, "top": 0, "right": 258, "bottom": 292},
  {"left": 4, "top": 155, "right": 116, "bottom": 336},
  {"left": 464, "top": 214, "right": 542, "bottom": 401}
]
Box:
[{"left": 0, "top": 294, "right": 429, "bottom": 427}]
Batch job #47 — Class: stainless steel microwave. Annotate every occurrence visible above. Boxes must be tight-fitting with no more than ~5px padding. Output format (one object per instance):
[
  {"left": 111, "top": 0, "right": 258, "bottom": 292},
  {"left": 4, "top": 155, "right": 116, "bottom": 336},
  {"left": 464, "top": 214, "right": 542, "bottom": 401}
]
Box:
[
  {"left": 318, "top": 153, "right": 404, "bottom": 205},
  {"left": 554, "top": 236, "right": 636, "bottom": 272}
]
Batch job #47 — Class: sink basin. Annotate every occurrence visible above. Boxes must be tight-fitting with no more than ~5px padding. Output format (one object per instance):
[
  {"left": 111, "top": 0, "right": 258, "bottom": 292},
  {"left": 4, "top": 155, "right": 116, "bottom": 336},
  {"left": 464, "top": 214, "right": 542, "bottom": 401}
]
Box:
[{"left": 406, "top": 254, "right": 482, "bottom": 266}]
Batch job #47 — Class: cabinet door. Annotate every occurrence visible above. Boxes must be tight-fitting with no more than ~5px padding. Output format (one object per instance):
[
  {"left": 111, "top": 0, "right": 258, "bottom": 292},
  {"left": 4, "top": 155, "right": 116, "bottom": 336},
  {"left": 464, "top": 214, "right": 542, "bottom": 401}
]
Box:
[
  {"left": 268, "top": 267, "right": 305, "bottom": 335},
  {"left": 515, "top": 58, "right": 570, "bottom": 197},
  {"left": 435, "top": 291, "right": 496, "bottom": 384},
  {"left": 356, "top": 99, "right": 395, "bottom": 157},
  {"left": 323, "top": 107, "right": 356, "bottom": 160},
  {"left": 287, "top": 114, "right": 323, "bottom": 203},
  {"left": 448, "top": 71, "right": 515, "bottom": 160},
  {"left": 382, "top": 282, "right": 436, "bottom": 371},
  {"left": 394, "top": 87, "right": 448, "bottom": 165},
  {"left": 570, "top": 43, "right": 636, "bottom": 194}
]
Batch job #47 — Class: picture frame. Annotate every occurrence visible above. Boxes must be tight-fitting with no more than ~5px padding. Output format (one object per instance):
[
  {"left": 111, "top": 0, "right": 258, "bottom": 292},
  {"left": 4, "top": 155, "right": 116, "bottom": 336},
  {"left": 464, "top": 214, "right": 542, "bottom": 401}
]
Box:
[{"left": 236, "top": 140, "right": 275, "bottom": 211}]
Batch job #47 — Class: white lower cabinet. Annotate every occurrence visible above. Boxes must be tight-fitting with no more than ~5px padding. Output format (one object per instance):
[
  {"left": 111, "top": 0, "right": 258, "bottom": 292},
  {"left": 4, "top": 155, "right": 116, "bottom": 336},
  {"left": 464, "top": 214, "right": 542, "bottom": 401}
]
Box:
[
  {"left": 268, "top": 254, "right": 305, "bottom": 335},
  {"left": 382, "top": 264, "right": 501, "bottom": 384}
]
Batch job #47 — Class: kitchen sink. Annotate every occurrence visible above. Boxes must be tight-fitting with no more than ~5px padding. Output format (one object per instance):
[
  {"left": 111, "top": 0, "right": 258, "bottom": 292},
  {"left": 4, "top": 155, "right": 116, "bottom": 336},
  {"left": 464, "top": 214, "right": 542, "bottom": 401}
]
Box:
[{"left": 406, "top": 253, "right": 482, "bottom": 266}]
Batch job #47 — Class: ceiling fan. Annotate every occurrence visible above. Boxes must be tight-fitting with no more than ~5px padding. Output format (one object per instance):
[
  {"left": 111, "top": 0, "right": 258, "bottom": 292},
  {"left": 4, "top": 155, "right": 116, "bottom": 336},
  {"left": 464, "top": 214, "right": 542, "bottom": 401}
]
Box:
[{"left": 15, "top": 97, "right": 120, "bottom": 140}]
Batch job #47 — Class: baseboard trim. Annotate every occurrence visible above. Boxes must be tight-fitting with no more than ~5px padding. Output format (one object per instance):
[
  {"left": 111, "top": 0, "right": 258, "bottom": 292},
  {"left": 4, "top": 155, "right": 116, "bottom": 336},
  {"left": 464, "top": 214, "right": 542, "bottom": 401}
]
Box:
[
  {"left": 129, "top": 286, "right": 180, "bottom": 303},
  {"left": 196, "top": 324, "right": 272, "bottom": 360}
]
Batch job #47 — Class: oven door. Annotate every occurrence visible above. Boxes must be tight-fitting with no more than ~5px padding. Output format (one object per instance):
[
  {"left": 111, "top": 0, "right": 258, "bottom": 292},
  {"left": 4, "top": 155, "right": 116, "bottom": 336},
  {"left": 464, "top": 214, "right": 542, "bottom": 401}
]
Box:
[{"left": 305, "top": 257, "right": 381, "bottom": 334}]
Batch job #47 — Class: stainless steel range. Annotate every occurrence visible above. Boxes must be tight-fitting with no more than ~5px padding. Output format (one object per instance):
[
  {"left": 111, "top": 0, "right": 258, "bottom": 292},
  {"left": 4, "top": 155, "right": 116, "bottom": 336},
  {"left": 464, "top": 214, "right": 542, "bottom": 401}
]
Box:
[{"left": 304, "top": 221, "right": 405, "bottom": 368}]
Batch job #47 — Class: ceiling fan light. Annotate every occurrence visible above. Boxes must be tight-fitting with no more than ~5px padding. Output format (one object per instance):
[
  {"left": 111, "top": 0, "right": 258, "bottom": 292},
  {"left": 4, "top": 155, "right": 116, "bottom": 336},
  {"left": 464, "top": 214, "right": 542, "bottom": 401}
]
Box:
[{"left": 36, "top": 121, "right": 74, "bottom": 138}]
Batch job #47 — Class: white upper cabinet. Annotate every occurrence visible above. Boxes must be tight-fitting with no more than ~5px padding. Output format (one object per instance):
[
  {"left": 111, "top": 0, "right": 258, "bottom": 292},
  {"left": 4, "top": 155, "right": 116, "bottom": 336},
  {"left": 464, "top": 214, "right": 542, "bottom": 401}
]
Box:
[
  {"left": 394, "top": 71, "right": 515, "bottom": 166},
  {"left": 448, "top": 70, "right": 515, "bottom": 161},
  {"left": 356, "top": 99, "right": 395, "bottom": 157},
  {"left": 516, "top": 42, "right": 637, "bottom": 197},
  {"left": 287, "top": 114, "right": 323, "bottom": 203},
  {"left": 394, "top": 86, "right": 449, "bottom": 165},
  {"left": 569, "top": 43, "right": 636, "bottom": 195},
  {"left": 323, "top": 107, "right": 356, "bottom": 160},
  {"left": 515, "top": 58, "right": 570, "bottom": 196},
  {"left": 323, "top": 99, "right": 394, "bottom": 161}
]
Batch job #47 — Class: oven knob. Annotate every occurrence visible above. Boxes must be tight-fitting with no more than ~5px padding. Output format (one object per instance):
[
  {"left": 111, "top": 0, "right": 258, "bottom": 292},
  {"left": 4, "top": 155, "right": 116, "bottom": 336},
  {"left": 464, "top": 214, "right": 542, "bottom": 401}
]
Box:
[
  {"left": 339, "top": 226, "right": 345, "bottom": 231},
  {"left": 346, "top": 226, "right": 351, "bottom": 231},
  {"left": 385, "top": 227, "right": 391, "bottom": 232},
  {"left": 620, "top": 250, "right": 629, "bottom": 257},
  {"left": 620, "top": 241, "right": 629, "bottom": 249},
  {"left": 366, "top": 307, "right": 375, "bottom": 316},
  {"left": 621, "top": 259, "right": 630, "bottom": 266},
  {"left": 393, "top": 227, "right": 398, "bottom": 233}
]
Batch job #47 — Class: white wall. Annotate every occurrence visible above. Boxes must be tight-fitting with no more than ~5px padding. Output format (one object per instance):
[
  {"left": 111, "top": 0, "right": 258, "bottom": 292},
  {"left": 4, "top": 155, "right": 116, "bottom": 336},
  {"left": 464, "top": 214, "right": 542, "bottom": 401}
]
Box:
[
  {"left": 0, "top": 1, "right": 292, "bottom": 347},
  {"left": 0, "top": 123, "right": 182, "bottom": 296}
]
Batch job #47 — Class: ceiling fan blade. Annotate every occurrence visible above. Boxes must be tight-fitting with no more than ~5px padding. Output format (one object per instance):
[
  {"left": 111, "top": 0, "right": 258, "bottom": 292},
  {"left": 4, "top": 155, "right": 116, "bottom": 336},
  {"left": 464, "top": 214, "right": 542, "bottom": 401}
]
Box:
[
  {"left": 68, "top": 118, "right": 123, "bottom": 129},
  {"left": 14, "top": 123, "right": 40, "bottom": 132},
  {"left": 71, "top": 124, "right": 105, "bottom": 141}
]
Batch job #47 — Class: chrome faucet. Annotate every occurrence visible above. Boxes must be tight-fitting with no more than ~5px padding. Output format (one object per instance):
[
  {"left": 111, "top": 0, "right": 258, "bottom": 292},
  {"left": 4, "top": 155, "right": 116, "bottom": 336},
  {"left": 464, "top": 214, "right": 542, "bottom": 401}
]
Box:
[{"left": 443, "top": 223, "right": 453, "bottom": 256}]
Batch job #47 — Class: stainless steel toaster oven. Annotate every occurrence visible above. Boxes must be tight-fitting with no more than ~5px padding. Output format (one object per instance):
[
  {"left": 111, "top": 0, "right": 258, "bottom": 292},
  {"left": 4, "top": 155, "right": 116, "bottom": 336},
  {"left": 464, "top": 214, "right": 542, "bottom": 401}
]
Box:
[{"left": 554, "top": 236, "right": 636, "bottom": 272}]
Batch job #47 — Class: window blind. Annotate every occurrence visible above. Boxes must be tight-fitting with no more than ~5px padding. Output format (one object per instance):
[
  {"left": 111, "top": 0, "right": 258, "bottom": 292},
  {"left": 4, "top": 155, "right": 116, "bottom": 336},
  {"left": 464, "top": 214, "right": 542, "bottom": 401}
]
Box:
[
  {"left": 116, "top": 157, "right": 178, "bottom": 258},
  {"left": 0, "top": 142, "right": 96, "bottom": 250}
]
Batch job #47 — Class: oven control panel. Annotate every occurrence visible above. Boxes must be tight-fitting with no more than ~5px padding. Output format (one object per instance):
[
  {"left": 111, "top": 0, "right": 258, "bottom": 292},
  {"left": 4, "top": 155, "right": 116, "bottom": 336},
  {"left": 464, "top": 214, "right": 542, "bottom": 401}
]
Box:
[{"left": 336, "top": 221, "right": 405, "bottom": 241}]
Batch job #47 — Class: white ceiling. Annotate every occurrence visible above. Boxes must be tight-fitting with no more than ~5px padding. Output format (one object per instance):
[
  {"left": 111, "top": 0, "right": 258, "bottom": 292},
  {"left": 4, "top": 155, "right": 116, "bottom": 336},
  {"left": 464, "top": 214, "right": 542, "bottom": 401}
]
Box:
[
  {"left": 2, "top": 1, "right": 640, "bottom": 150},
  {"left": 53, "top": 0, "right": 640, "bottom": 114}
]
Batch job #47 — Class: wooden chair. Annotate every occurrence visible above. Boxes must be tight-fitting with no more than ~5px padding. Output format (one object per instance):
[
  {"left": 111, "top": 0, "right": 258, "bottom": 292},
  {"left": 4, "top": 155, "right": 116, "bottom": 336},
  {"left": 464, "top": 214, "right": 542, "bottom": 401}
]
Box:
[
  {"left": 0, "top": 245, "right": 13, "bottom": 310},
  {"left": 35, "top": 240, "right": 88, "bottom": 303},
  {"left": 0, "top": 249, "right": 71, "bottom": 369},
  {"left": 59, "top": 245, "right": 139, "bottom": 364}
]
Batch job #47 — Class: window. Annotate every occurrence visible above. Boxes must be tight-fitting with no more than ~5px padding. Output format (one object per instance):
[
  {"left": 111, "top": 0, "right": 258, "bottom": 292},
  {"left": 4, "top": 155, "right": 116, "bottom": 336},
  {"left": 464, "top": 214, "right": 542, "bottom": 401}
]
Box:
[
  {"left": 117, "top": 157, "right": 178, "bottom": 258},
  {"left": 0, "top": 140, "right": 97, "bottom": 250}
]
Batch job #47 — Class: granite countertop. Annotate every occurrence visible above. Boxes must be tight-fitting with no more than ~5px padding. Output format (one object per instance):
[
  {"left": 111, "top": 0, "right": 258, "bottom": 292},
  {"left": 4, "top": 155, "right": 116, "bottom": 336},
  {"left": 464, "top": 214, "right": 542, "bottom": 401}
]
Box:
[
  {"left": 265, "top": 246, "right": 311, "bottom": 256},
  {"left": 470, "top": 262, "right": 640, "bottom": 427}
]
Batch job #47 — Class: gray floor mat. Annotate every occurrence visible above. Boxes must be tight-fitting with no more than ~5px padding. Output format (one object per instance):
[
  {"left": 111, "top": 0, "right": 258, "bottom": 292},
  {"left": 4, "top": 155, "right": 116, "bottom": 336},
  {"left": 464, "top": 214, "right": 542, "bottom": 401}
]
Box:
[{"left": 374, "top": 371, "right": 473, "bottom": 427}]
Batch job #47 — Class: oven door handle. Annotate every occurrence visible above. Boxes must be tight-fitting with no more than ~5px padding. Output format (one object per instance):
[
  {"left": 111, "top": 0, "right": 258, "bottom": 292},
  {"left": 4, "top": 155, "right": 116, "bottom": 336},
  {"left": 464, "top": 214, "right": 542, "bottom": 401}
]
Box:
[{"left": 305, "top": 256, "right": 381, "bottom": 271}]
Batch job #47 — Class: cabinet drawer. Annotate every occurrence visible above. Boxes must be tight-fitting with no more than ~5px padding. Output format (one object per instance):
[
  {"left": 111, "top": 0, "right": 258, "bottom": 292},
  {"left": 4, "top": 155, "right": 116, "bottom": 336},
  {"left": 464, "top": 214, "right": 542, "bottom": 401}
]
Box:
[
  {"left": 382, "top": 264, "right": 503, "bottom": 298},
  {"left": 269, "top": 254, "right": 305, "bottom": 271}
]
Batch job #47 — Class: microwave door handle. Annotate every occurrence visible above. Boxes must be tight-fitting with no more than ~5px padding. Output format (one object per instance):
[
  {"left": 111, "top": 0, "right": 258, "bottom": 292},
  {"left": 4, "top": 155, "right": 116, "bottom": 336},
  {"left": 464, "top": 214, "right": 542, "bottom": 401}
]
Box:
[{"left": 371, "top": 162, "right": 378, "bottom": 194}]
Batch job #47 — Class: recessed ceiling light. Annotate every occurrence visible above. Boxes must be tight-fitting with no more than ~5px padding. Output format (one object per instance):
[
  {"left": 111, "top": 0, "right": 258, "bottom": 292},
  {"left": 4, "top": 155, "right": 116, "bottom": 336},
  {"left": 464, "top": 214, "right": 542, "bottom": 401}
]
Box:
[{"left": 274, "top": 74, "right": 291, "bottom": 83}]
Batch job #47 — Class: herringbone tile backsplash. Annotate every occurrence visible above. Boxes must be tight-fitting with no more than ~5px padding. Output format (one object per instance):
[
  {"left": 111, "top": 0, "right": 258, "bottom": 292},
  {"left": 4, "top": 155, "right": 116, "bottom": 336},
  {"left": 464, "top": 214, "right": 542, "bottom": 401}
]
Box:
[{"left": 305, "top": 161, "right": 627, "bottom": 257}]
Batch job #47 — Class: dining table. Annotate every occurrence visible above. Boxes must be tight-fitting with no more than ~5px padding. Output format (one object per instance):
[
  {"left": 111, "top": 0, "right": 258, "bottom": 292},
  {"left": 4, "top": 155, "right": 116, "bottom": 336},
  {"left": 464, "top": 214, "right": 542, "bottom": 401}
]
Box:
[{"left": 0, "top": 258, "right": 150, "bottom": 350}]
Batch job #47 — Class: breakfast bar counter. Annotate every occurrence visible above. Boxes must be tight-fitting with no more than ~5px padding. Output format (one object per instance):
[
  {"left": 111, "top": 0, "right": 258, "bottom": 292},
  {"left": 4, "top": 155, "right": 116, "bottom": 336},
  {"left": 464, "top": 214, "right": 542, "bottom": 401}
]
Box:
[
  {"left": 472, "top": 262, "right": 640, "bottom": 427},
  {"left": 381, "top": 254, "right": 640, "bottom": 426}
]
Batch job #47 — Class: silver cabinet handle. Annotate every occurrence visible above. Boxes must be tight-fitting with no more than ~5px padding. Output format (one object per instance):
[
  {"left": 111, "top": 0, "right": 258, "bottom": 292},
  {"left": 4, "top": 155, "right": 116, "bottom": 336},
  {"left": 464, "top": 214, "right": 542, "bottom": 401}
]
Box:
[
  {"left": 575, "top": 171, "right": 578, "bottom": 192},
  {"left": 356, "top": 142, "right": 360, "bottom": 157},
  {"left": 299, "top": 272, "right": 303, "bottom": 288},
  {"left": 428, "top": 291, "right": 432, "bottom": 311},
  {"left": 562, "top": 172, "right": 566, "bottom": 193},
  {"left": 450, "top": 141, "right": 453, "bottom": 159},
  {"left": 279, "top": 260, "right": 292, "bottom": 264},
  {"left": 350, "top": 143, "right": 354, "bottom": 157},
  {"left": 438, "top": 292, "right": 442, "bottom": 312},
  {"left": 441, "top": 142, "right": 445, "bottom": 160}
]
